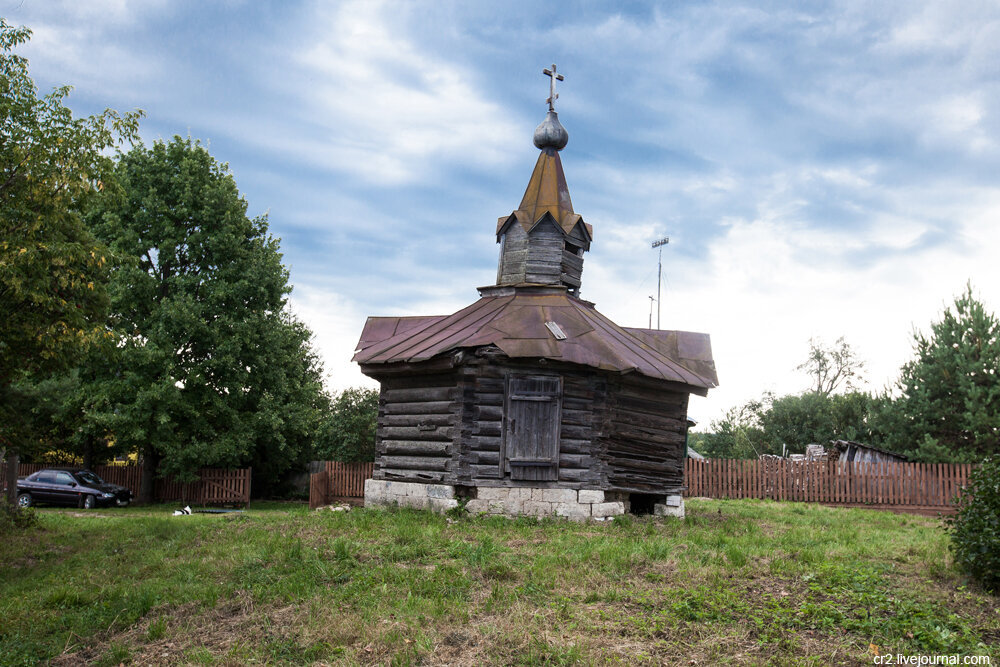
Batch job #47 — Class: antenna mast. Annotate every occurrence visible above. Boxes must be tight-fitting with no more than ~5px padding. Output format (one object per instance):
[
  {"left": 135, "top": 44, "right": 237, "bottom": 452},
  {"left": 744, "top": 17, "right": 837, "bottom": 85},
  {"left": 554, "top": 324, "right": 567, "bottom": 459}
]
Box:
[{"left": 651, "top": 237, "right": 669, "bottom": 329}]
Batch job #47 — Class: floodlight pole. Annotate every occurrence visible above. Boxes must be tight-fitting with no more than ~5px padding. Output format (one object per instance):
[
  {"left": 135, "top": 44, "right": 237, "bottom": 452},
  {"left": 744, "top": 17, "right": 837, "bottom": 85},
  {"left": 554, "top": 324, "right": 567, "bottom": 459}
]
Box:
[
  {"left": 651, "top": 237, "right": 669, "bottom": 329},
  {"left": 648, "top": 295, "right": 655, "bottom": 329}
]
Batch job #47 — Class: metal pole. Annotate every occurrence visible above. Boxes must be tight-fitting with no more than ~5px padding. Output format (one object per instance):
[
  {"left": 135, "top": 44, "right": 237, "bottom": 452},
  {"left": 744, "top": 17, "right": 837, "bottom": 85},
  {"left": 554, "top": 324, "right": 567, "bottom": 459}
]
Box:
[
  {"left": 651, "top": 237, "right": 669, "bottom": 330},
  {"left": 648, "top": 295, "right": 655, "bottom": 329}
]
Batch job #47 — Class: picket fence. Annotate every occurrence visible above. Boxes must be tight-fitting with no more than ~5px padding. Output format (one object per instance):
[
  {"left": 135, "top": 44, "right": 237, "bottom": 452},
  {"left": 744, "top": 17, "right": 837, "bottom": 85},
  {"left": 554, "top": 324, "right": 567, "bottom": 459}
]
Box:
[
  {"left": 2, "top": 463, "right": 251, "bottom": 505},
  {"left": 685, "top": 458, "right": 975, "bottom": 515},
  {"left": 309, "top": 461, "right": 374, "bottom": 509}
]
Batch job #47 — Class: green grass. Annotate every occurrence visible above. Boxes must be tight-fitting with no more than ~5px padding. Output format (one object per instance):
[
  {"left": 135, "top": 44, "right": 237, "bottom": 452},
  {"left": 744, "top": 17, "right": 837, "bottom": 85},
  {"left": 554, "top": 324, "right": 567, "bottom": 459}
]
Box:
[{"left": 1, "top": 499, "right": 996, "bottom": 665}]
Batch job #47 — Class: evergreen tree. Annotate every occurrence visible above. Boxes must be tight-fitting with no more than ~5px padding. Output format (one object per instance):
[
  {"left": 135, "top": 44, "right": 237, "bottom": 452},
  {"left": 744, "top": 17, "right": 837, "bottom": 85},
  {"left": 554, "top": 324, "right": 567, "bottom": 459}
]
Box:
[
  {"left": 887, "top": 284, "right": 1000, "bottom": 463},
  {"left": 87, "top": 137, "right": 329, "bottom": 499}
]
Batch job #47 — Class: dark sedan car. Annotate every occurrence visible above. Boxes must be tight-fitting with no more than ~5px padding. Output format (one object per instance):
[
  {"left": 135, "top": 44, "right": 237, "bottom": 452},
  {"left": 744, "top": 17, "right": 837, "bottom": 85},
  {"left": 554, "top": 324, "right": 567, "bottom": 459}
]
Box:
[{"left": 16, "top": 469, "right": 132, "bottom": 509}]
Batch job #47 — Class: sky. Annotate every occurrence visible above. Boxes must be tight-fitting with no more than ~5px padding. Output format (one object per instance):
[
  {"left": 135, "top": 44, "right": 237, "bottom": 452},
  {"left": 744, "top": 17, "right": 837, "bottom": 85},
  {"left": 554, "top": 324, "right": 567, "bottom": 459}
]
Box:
[{"left": 6, "top": 0, "right": 1000, "bottom": 428}]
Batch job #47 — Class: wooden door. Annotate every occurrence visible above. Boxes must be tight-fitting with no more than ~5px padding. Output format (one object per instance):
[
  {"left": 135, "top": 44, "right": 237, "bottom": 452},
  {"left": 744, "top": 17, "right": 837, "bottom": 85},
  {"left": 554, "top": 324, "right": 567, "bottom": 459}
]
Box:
[{"left": 503, "top": 375, "right": 562, "bottom": 481}]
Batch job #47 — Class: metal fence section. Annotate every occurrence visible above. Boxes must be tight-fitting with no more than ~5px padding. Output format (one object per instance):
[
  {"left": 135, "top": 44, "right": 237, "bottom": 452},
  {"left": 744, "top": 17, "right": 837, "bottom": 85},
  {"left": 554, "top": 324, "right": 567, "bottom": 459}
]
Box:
[{"left": 685, "top": 458, "right": 976, "bottom": 515}]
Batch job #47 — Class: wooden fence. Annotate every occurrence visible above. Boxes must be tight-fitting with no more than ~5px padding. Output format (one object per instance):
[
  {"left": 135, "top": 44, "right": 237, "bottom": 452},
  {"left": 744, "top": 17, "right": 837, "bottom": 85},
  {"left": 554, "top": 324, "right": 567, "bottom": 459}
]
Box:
[
  {"left": 685, "top": 458, "right": 976, "bottom": 514},
  {"left": 310, "top": 461, "right": 374, "bottom": 509},
  {"left": 1, "top": 463, "right": 251, "bottom": 505}
]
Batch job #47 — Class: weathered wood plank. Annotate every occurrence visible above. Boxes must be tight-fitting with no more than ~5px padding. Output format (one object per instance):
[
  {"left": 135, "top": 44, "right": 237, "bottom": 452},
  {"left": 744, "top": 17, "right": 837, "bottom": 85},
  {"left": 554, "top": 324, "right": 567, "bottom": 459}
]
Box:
[
  {"left": 379, "top": 455, "right": 450, "bottom": 471},
  {"left": 382, "top": 441, "right": 450, "bottom": 456},
  {"left": 383, "top": 400, "right": 454, "bottom": 415},
  {"left": 379, "top": 425, "right": 455, "bottom": 441}
]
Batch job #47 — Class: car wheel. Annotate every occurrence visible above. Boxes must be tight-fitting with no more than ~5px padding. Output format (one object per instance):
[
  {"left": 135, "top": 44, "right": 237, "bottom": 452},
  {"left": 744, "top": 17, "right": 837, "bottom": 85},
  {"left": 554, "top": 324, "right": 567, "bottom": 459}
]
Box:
[
  {"left": 83, "top": 495, "right": 95, "bottom": 510},
  {"left": 16, "top": 493, "right": 33, "bottom": 509},
  {"left": 116, "top": 498, "right": 130, "bottom": 507}
]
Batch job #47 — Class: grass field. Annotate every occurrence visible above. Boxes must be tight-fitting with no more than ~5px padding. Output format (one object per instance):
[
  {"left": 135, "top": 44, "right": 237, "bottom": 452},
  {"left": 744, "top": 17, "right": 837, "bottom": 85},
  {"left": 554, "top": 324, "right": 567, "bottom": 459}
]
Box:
[{"left": 1, "top": 499, "right": 997, "bottom": 666}]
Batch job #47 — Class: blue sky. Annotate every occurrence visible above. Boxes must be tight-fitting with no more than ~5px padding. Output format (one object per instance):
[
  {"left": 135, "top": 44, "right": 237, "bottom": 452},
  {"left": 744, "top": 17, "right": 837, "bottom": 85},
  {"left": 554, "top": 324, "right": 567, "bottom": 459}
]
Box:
[{"left": 7, "top": 0, "right": 1000, "bottom": 426}]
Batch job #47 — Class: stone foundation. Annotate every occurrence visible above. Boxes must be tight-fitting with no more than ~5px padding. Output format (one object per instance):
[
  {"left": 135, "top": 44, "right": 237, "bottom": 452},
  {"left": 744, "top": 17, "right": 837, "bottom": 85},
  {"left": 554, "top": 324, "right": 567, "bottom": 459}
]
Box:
[
  {"left": 363, "top": 479, "right": 460, "bottom": 513},
  {"left": 364, "top": 480, "right": 686, "bottom": 521}
]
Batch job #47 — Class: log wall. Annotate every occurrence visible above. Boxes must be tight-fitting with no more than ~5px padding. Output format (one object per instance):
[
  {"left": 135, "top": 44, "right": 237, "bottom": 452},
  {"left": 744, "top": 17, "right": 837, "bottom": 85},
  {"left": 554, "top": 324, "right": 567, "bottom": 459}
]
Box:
[
  {"left": 602, "top": 378, "right": 689, "bottom": 494},
  {"left": 373, "top": 373, "right": 461, "bottom": 484},
  {"left": 455, "top": 359, "right": 606, "bottom": 488}
]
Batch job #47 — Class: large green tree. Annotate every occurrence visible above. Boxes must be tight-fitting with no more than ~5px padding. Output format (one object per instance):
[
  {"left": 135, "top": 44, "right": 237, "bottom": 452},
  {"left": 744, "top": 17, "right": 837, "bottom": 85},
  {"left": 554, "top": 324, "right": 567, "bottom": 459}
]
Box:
[
  {"left": 316, "top": 387, "right": 379, "bottom": 463},
  {"left": 87, "top": 137, "right": 328, "bottom": 500},
  {"left": 885, "top": 285, "right": 1000, "bottom": 463},
  {"left": 0, "top": 20, "right": 139, "bottom": 501}
]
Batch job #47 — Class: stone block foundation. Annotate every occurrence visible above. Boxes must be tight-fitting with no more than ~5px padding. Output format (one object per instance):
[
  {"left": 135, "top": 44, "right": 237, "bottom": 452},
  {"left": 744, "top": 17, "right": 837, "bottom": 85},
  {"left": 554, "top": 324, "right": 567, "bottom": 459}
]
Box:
[{"left": 365, "top": 480, "right": 685, "bottom": 521}]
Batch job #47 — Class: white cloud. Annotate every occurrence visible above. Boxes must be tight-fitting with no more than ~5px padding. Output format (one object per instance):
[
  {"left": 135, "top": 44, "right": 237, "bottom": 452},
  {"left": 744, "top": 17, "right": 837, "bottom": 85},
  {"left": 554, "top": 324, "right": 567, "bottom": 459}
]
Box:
[
  {"left": 277, "top": 0, "right": 524, "bottom": 184},
  {"left": 287, "top": 285, "right": 378, "bottom": 393}
]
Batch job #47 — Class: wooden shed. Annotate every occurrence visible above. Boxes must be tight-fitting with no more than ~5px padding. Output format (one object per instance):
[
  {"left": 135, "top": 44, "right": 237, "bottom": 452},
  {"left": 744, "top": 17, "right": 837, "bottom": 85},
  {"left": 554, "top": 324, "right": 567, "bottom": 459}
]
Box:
[{"left": 354, "top": 88, "right": 717, "bottom": 520}]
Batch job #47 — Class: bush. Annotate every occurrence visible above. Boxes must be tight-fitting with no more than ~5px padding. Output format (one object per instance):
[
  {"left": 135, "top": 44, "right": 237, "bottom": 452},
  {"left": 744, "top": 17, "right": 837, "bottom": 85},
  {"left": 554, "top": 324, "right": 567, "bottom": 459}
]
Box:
[
  {"left": 948, "top": 456, "right": 1000, "bottom": 593},
  {"left": 0, "top": 500, "right": 38, "bottom": 534}
]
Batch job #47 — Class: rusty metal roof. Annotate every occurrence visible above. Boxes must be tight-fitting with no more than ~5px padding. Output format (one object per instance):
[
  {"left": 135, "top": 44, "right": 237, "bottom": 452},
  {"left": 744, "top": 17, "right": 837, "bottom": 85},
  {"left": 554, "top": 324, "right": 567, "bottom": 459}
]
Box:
[
  {"left": 353, "top": 288, "right": 717, "bottom": 393},
  {"left": 496, "top": 149, "right": 593, "bottom": 242}
]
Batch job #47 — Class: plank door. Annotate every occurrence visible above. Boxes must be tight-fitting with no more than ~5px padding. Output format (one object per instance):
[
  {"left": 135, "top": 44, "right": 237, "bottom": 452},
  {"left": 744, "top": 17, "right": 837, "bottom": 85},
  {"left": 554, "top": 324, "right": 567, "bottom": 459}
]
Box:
[{"left": 503, "top": 375, "right": 562, "bottom": 481}]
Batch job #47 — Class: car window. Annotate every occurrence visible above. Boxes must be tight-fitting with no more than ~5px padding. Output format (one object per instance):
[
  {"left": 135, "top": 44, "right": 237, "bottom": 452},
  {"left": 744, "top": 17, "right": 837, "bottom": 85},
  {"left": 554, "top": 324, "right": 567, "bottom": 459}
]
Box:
[
  {"left": 54, "top": 472, "right": 76, "bottom": 486},
  {"left": 76, "top": 471, "right": 103, "bottom": 485},
  {"left": 26, "top": 472, "right": 40, "bottom": 481},
  {"left": 37, "top": 472, "right": 56, "bottom": 483}
]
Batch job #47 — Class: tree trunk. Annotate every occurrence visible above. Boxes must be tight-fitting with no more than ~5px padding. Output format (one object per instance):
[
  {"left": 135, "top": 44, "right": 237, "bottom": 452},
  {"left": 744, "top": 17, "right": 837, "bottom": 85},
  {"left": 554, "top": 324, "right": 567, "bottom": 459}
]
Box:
[
  {"left": 82, "top": 441, "right": 94, "bottom": 471},
  {"left": 4, "top": 452, "right": 20, "bottom": 505},
  {"left": 138, "top": 443, "right": 158, "bottom": 504}
]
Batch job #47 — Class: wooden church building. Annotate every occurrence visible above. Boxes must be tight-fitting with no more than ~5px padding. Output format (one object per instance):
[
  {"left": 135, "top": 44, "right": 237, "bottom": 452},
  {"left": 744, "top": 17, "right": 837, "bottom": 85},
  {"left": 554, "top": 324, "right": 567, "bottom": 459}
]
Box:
[{"left": 354, "top": 68, "right": 717, "bottom": 519}]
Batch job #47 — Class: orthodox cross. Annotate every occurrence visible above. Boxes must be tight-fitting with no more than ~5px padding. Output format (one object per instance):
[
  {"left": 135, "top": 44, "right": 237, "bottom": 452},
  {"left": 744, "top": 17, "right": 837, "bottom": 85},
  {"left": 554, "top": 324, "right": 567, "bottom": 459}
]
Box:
[{"left": 543, "top": 64, "right": 564, "bottom": 111}]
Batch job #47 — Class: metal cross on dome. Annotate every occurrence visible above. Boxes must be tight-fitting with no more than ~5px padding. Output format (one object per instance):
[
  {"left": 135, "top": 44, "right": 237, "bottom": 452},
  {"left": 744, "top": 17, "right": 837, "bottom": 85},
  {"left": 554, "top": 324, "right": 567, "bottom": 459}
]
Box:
[{"left": 543, "top": 64, "right": 565, "bottom": 111}]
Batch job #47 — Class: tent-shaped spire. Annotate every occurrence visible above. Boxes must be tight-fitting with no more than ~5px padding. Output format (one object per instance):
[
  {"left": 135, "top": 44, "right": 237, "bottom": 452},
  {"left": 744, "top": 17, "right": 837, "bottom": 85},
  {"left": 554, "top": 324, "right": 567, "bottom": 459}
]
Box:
[{"left": 495, "top": 74, "right": 592, "bottom": 296}]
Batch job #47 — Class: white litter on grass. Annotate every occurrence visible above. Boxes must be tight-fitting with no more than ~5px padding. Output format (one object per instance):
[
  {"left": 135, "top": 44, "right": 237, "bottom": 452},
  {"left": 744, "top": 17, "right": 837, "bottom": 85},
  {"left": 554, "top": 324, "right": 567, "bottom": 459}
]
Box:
[
  {"left": 172, "top": 506, "right": 192, "bottom": 516},
  {"left": 315, "top": 504, "right": 351, "bottom": 512}
]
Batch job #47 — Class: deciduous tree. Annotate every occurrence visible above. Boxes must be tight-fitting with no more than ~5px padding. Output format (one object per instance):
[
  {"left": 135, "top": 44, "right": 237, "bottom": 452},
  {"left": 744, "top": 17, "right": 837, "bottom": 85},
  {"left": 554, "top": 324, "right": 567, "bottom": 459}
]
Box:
[
  {"left": 87, "top": 137, "right": 328, "bottom": 500},
  {"left": 0, "top": 20, "right": 140, "bottom": 501}
]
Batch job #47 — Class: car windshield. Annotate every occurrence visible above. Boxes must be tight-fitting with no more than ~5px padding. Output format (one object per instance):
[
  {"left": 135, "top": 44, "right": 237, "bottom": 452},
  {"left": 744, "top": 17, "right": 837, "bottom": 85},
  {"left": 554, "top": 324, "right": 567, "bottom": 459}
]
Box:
[{"left": 75, "top": 471, "right": 104, "bottom": 485}]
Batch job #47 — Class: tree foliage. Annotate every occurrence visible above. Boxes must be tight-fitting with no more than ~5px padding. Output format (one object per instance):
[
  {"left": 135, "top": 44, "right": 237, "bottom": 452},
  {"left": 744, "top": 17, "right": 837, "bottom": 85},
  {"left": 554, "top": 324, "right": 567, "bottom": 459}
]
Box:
[
  {"left": 797, "top": 336, "right": 865, "bottom": 396},
  {"left": 948, "top": 456, "right": 1000, "bottom": 593},
  {"left": 86, "top": 137, "right": 328, "bottom": 494},
  {"left": 317, "top": 387, "right": 378, "bottom": 463},
  {"left": 0, "top": 20, "right": 140, "bottom": 501},
  {"left": 887, "top": 285, "right": 1000, "bottom": 463}
]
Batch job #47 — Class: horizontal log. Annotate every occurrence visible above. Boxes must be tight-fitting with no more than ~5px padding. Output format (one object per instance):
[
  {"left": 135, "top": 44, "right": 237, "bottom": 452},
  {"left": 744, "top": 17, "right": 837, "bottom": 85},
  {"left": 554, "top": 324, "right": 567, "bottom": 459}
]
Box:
[
  {"left": 381, "top": 374, "right": 456, "bottom": 391},
  {"left": 558, "top": 468, "right": 596, "bottom": 483},
  {"left": 379, "top": 468, "right": 448, "bottom": 484},
  {"left": 476, "top": 405, "right": 503, "bottom": 421},
  {"left": 558, "top": 438, "right": 592, "bottom": 455},
  {"left": 468, "top": 435, "right": 501, "bottom": 451},
  {"left": 610, "top": 427, "right": 686, "bottom": 447},
  {"left": 382, "top": 441, "right": 450, "bottom": 456},
  {"left": 558, "top": 453, "right": 591, "bottom": 469},
  {"left": 469, "top": 465, "right": 502, "bottom": 480},
  {"left": 379, "top": 455, "right": 450, "bottom": 471},
  {"left": 468, "top": 392, "right": 503, "bottom": 407},
  {"left": 380, "top": 414, "right": 454, "bottom": 428},
  {"left": 559, "top": 424, "right": 592, "bottom": 440},
  {"left": 472, "top": 451, "right": 500, "bottom": 465},
  {"left": 472, "top": 422, "right": 501, "bottom": 437},
  {"left": 560, "top": 409, "right": 593, "bottom": 427},
  {"left": 379, "top": 425, "right": 455, "bottom": 441},
  {"left": 383, "top": 400, "right": 455, "bottom": 415},
  {"left": 381, "top": 386, "right": 457, "bottom": 403}
]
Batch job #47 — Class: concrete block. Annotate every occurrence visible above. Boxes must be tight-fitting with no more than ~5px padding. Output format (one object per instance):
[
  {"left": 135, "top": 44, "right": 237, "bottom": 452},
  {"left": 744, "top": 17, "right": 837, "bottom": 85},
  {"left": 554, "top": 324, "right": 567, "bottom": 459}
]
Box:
[
  {"left": 537, "top": 488, "right": 578, "bottom": 503},
  {"left": 664, "top": 494, "right": 683, "bottom": 507},
  {"left": 591, "top": 501, "right": 626, "bottom": 518},
  {"left": 426, "top": 484, "right": 456, "bottom": 499},
  {"left": 403, "top": 482, "right": 427, "bottom": 498},
  {"left": 554, "top": 502, "right": 591, "bottom": 520},
  {"left": 654, "top": 500, "right": 685, "bottom": 519},
  {"left": 509, "top": 487, "right": 534, "bottom": 501},
  {"left": 522, "top": 500, "right": 553, "bottom": 517},
  {"left": 502, "top": 500, "right": 524, "bottom": 515},
  {"left": 578, "top": 489, "right": 605, "bottom": 504},
  {"left": 394, "top": 495, "right": 422, "bottom": 510},
  {"left": 428, "top": 498, "right": 459, "bottom": 512},
  {"left": 476, "top": 487, "right": 509, "bottom": 501}
]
